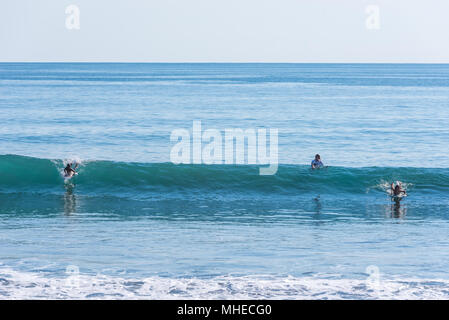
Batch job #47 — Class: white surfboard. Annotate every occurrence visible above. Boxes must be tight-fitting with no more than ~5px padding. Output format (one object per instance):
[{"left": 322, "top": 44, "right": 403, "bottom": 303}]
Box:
[
  {"left": 64, "top": 171, "right": 77, "bottom": 179},
  {"left": 387, "top": 188, "right": 407, "bottom": 199}
]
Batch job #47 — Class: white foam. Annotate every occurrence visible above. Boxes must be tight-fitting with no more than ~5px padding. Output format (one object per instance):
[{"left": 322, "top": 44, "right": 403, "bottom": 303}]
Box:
[
  {"left": 52, "top": 157, "right": 84, "bottom": 181},
  {"left": 0, "top": 268, "right": 448, "bottom": 300},
  {"left": 63, "top": 156, "right": 83, "bottom": 166},
  {"left": 370, "top": 180, "right": 413, "bottom": 196}
]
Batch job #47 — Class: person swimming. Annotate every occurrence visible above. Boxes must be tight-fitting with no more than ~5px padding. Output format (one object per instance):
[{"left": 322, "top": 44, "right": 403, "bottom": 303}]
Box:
[
  {"left": 391, "top": 181, "right": 406, "bottom": 197},
  {"left": 64, "top": 163, "right": 77, "bottom": 177},
  {"left": 311, "top": 154, "right": 324, "bottom": 169}
]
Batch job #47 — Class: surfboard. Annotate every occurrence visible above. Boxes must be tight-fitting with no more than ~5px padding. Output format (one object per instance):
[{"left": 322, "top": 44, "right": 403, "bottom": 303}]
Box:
[
  {"left": 387, "top": 189, "right": 407, "bottom": 199},
  {"left": 64, "top": 172, "right": 77, "bottom": 179}
]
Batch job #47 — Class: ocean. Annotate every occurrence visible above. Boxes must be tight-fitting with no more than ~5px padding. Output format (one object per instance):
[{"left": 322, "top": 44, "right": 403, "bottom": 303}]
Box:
[{"left": 0, "top": 63, "right": 449, "bottom": 299}]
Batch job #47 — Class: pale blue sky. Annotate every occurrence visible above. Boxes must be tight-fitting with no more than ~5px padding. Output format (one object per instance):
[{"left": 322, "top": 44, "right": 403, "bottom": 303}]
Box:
[{"left": 1, "top": 0, "right": 449, "bottom": 62}]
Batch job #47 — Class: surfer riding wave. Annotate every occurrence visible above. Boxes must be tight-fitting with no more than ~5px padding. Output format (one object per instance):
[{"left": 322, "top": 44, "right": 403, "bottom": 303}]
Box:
[
  {"left": 64, "top": 163, "right": 78, "bottom": 178},
  {"left": 388, "top": 181, "right": 407, "bottom": 202}
]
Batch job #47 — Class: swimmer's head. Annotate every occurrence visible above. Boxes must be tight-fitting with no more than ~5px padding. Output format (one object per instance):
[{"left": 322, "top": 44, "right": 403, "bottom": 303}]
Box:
[{"left": 315, "top": 154, "right": 321, "bottom": 160}]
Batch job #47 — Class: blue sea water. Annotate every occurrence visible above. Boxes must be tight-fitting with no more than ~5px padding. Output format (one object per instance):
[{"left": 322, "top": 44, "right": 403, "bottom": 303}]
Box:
[{"left": 1, "top": 63, "right": 449, "bottom": 299}]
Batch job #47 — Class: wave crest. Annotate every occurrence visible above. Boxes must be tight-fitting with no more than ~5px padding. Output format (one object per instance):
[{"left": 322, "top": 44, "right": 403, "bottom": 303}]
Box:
[{"left": 1, "top": 155, "right": 448, "bottom": 196}]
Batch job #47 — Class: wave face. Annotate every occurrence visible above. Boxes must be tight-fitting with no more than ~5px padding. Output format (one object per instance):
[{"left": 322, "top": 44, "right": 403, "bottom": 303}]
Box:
[{"left": 1, "top": 155, "right": 449, "bottom": 198}]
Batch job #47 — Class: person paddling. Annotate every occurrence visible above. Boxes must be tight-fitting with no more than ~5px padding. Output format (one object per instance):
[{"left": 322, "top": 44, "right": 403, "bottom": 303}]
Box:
[
  {"left": 311, "top": 154, "right": 324, "bottom": 169},
  {"left": 64, "top": 163, "right": 78, "bottom": 177},
  {"left": 391, "top": 181, "right": 406, "bottom": 197}
]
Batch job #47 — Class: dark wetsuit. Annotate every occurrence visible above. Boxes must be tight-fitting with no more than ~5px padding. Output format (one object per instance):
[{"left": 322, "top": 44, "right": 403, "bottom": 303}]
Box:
[{"left": 64, "top": 165, "right": 75, "bottom": 176}]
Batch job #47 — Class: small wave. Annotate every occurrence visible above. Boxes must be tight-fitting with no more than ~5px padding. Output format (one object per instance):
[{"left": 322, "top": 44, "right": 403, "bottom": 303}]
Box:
[{"left": 1, "top": 154, "right": 448, "bottom": 197}]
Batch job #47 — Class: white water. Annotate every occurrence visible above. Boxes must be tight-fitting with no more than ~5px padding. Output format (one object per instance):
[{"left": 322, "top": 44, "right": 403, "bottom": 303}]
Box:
[{"left": 1, "top": 267, "right": 448, "bottom": 300}]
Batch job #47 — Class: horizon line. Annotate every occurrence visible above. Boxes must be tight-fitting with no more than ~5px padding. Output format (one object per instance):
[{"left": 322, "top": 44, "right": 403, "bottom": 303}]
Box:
[{"left": 1, "top": 61, "right": 449, "bottom": 64}]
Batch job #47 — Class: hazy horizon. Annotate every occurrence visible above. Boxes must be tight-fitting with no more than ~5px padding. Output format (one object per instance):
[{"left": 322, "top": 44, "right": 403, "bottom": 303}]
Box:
[{"left": 1, "top": 0, "right": 449, "bottom": 63}]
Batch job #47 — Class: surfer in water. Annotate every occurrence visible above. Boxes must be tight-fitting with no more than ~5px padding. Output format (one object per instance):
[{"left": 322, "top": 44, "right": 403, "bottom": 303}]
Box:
[
  {"left": 391, "top": 181, "right": 407, "bottom": 197},
  {"left": 64, "top": 163, "right": 78, "bottom": 178},
  {"left": 311, "top": 154, "right": 324, "bottom": 169}
]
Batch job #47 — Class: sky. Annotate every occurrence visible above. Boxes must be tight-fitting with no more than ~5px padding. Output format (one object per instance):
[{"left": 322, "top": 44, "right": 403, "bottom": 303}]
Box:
[{"left": 1, "top": 0, "right": 449, "bottom": 62}]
